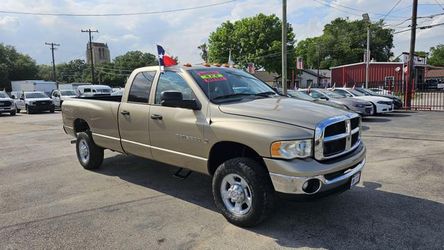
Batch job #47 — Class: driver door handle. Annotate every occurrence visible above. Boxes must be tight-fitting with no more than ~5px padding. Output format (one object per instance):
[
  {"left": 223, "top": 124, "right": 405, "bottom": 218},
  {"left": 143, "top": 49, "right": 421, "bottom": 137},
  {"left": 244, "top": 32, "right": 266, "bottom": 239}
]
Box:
[
  {"left": 150, "top": 114, "right": 163, "bottom": 120},
  {"left": 120, "top": 110, "right": 130, "bottom": 116}
]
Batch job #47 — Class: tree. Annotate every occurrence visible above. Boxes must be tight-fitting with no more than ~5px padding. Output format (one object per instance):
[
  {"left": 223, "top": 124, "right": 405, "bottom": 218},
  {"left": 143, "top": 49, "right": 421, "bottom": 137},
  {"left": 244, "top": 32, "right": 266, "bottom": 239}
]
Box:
[
  {"left": 197, "top": 43, "right": 208, "bottom": 63},
  {"left": 0, "top": 44, "right": 39, "bottom": 90},
  {"left": 208, "top": 14, "right": 296, "bottom": 74},
  {"left": 295, "top": 18, "right": 394, "bottom": 69},
  {"left": 56, "top": 59, "right": 89, "bottom": 83},
  {"left": 428, "top": 44, "right": 444, "bottom": 66}
]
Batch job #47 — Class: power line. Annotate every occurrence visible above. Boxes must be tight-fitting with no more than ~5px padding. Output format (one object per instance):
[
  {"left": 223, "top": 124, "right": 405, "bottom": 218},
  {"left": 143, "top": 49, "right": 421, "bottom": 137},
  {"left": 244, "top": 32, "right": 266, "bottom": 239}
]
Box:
[
  {"left": 393, "top": 21, "right": 444, "bottom": 34},
  {"left": 0, "top": 0, "right": 236, "bottom": 17},
  {"left": 381, "top": 0, "right": 403, "bottom": 22}
]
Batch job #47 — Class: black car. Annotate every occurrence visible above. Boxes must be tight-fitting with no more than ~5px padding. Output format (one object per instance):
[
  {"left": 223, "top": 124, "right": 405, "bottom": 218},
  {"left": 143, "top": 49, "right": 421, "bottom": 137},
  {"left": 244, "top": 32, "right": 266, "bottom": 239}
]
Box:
[{"left": 354, "top": 88, "right": 403, "bottom": 109}]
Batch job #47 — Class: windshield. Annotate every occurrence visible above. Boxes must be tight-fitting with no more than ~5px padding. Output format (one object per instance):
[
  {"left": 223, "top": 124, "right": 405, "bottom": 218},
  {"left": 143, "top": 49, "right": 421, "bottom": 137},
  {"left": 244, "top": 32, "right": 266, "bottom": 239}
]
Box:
[
  {"left": 347, "top": 89, "right": 364, "bottom": 96},
  {"left": 188, "top": 68, "right": 277, "bottom": 103},
  {"left": 287, "top": 90, "right": 315, "bottom": 101},
  {"left": 25, "top": 92, "right": 48, "bottom": 98},
  {"left": 0, "top": 92, "right": 8, "bottom": 98},
  {"left": 61, "top": 90, "right": 76, "bottom": 96},
  {"left": 317, "top": 89, "right": 344, "bottom": 99}
]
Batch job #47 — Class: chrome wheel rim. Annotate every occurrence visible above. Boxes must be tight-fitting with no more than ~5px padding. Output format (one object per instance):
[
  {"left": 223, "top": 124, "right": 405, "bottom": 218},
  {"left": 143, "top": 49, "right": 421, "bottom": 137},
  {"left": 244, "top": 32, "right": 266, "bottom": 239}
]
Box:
[
  {"left": 78, "top": 139, "right": 90, "bottom": 164},
  {"left": 220, "top": 173, "right": 252, "bottom": 216}
]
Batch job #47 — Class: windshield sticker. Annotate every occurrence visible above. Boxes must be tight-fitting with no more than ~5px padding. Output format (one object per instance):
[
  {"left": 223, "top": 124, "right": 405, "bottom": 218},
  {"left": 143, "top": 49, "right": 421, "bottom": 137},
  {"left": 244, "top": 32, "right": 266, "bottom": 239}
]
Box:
[{"left": 198, "top": 71, "right": 227, "bottom": 83}]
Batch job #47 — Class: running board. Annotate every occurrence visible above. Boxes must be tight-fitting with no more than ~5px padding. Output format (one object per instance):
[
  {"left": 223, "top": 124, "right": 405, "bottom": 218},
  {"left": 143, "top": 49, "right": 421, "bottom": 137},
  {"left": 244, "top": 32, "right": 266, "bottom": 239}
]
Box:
[{"left": 173, "top": 168, "right": 192, "bottom": 179}]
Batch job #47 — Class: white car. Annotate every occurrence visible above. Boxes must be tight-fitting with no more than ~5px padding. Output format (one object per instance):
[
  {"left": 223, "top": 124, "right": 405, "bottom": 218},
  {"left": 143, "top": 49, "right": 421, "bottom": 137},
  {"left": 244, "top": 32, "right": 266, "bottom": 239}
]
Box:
[
  {"left": 22, "top": 91, "right": 55, "bottom": 114},
  {"left": 0, "top": 91, "right": 16, "bottom": 116},
  {"left": 331, "top": 88, "right": 394, "bottom": 114},
  {"left": 51, "top": 89, "right": 77, "bottom": 108},
  {"left": 76, "top": 85, "right": 112, "bottom": 97}
]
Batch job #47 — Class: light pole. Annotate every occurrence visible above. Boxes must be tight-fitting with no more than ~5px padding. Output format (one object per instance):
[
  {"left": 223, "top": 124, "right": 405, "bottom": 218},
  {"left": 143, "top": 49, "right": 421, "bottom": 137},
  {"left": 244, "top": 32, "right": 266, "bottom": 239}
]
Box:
[
  {"left": 282, "top": 0, "right": 287, "bottom": 95},
  {"left": 363, "top": 13, "right": 370, "bottom": 89}
]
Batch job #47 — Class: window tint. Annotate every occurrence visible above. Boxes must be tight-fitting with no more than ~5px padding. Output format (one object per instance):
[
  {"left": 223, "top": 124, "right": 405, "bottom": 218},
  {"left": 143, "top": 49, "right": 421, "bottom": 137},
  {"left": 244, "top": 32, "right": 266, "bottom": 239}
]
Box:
[
  {"left": 128, "top": 71, "right": 156, "bottom": 103},
  {"left": 310, "top": 91, "right": 322, "bottom": 99},
  {"left": 84, "top": 88, "right": 91, "bottom": 93},
  {"left": 155, "top": 71, "right": 195, "bottom": 104}
]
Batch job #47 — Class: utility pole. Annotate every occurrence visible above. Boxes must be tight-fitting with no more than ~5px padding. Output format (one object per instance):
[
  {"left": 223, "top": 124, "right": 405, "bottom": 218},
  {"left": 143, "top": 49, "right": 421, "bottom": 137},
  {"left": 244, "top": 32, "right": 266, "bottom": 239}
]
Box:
[
  {"left": 282, "top": 0, "right": 287, "bottom": 95},
  {"left": 362, "top": 13, "right": 370, "bottom": 89},
  {"left": 81, "top": 29, "right": 99, "bottom": 84},
  {"left": 406, "top": 0, "right": 418, "bottom": 108},
  {"left": 45, "top": 42, "right": 60, "bottom": 86},
  {"left": 317, "top": 43, "right": 320, "bottom": 87}
]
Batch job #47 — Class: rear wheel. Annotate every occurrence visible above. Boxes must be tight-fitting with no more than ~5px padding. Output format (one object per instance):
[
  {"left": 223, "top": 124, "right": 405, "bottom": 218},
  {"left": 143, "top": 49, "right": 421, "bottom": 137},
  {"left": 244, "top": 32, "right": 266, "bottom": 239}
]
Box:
[
  {"left": 26, "top": 105, "right": 33, "bottom": 114},
  {"left": 212, "top": 157, "right": 275, "bottom": 227},
  {"left": 76, "top": 132, "right": 104, "bottom": 170}
]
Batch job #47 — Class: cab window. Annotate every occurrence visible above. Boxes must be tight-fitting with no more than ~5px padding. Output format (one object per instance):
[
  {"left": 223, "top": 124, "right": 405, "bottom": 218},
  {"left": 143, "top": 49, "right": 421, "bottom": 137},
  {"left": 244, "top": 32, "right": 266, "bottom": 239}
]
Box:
[
  {"left": 84, "top": 88, "right": 91, "bottom": 93},
  {"left": 154, "top": 71, "right": 195, "bottom": 104},
  {"left": 128, "top": 71, "right": 156, "bottom": 103}
]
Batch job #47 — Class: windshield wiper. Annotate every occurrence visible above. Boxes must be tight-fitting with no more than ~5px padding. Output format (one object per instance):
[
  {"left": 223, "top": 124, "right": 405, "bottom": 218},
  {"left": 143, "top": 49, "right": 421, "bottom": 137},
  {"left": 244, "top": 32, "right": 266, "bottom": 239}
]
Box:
[
  {"left": 254, "top": 91, "right": 277, "bottom": 97},
  {"left": 212, "top": 93, "right": 253, "bottom": 100}
]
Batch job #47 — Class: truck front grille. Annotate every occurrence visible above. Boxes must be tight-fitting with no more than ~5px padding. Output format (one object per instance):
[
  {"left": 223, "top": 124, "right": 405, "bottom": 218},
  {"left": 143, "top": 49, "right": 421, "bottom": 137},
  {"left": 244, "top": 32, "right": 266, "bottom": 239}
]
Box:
[
  {"left": 36, "top": 101, "right": 51, "bottom": 106},
  {"left": 314, "top": 113, "right": 361, "bottom": 161},
  {"left": 0, "top": 101, "right": 12, "bottom": 107}
]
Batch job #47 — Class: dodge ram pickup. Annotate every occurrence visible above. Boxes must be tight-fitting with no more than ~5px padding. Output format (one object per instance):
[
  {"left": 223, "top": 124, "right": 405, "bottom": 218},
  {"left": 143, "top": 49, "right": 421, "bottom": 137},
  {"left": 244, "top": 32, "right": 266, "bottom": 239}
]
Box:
[{"left": 62, "top": 65, "right": 366, "bottom": 227}]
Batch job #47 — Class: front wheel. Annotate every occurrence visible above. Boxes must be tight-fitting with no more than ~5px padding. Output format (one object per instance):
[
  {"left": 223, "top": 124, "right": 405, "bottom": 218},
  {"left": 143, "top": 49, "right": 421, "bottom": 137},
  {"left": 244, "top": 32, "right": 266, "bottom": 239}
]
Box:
[
  {"left": 372, "top": 103, "right": 377, "bottom": 115},
  {"left": 76, "top": 132, "right": 104, "bottom": 170},
  {"left": 212, "top": 157, "right": 275, "bottom": 227},
  {"left": 10, "top": 110, "right": 16, "bottom": 116},
  {"left": 16, "top": 109, "right": 21, "bottom": 113}
]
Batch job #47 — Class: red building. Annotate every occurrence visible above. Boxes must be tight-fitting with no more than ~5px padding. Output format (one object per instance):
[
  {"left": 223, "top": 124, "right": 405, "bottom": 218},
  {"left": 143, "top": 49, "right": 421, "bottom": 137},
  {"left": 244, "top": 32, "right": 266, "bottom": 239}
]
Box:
[{"left": 331, "top": 62, "right": 409, "bottom": 87}]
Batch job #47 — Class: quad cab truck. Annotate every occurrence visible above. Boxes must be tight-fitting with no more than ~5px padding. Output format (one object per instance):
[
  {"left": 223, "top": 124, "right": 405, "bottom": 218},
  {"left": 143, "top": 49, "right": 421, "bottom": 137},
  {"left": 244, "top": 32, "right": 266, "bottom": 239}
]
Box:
[{"left": 62, "top": 65, "right": 366, "bottom": 227}]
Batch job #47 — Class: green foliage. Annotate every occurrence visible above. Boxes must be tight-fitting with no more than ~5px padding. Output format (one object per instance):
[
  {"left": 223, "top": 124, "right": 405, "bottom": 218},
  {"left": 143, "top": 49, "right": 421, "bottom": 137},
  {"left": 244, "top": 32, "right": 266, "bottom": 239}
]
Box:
[
  {"left": 208, "top": 14, "right": 295, "bottom": 74},
  {"left": 295, "top": 18, "right": 394, "bottom": 69},
  {"left": 428, "top": 44, "right": 444, "bottom": 66},
  {"left": 0, "top": 44, "right": 38, "bottom": 90}
]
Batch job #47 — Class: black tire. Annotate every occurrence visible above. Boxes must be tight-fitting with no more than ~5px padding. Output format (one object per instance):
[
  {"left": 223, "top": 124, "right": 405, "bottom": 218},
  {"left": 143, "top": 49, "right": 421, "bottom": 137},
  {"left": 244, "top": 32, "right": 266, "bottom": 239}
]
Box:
[
  {"left": 212, "top": 157, "right": 275, "bottom": 227},
  {"left": 49, "top": 107, "right": 55, "bottom": 113},
  {"left": 76, "top": 132, "right": 104, "bottom": 170},
  {"left": 10, "top": 110, "right": 16, "bottom": 116},
  {"left": 371, "top": 103, "right": 377, "bottom": 115},
  {"left": 16, "top": 109, "right": 21, "bottom": 113}
]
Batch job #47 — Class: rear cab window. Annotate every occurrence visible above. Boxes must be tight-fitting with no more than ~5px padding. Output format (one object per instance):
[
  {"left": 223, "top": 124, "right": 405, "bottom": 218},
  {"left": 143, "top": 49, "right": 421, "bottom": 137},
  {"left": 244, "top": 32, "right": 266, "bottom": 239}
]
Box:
[{"left": 128, "top": 71, "right": 156, "bottom": 104}]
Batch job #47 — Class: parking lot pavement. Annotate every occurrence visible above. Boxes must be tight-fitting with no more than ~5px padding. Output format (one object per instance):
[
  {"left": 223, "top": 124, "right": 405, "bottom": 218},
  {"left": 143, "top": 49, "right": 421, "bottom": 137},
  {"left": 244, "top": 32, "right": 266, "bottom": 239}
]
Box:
[{"left": 1, "top": 111, "right": 444, "bottom": 249}]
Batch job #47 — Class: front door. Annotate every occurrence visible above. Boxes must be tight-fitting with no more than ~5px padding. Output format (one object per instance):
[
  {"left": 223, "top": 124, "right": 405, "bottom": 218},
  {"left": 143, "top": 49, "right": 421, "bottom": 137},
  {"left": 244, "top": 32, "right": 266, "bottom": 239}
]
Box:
[
  {"left": 149, "top": 71, "right": 207, "bottom": 173},
  {"left": 118, "top": 71, "right": 157, "bottom": 158}
]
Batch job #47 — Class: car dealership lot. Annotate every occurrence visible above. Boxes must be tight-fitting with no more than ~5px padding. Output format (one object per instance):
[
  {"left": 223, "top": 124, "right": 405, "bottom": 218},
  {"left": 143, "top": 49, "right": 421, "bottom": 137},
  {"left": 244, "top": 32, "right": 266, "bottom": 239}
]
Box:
[{"left": 1, "top": 112, "right": 444, "bottom": 249}]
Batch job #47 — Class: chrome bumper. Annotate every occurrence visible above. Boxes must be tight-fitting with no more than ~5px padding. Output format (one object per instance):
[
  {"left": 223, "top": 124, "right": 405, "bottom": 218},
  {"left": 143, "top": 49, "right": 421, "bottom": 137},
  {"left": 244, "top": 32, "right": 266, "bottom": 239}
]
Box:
[{"left": 269, "top": 158, "right": 365, "bottom": 195}]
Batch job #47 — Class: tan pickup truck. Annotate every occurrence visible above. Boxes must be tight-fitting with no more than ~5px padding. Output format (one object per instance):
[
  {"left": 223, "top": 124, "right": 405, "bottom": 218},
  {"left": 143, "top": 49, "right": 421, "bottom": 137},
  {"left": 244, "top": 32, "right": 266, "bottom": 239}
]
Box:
[{"left": 62, "top": 65, "right": 366, "bottom": 227}]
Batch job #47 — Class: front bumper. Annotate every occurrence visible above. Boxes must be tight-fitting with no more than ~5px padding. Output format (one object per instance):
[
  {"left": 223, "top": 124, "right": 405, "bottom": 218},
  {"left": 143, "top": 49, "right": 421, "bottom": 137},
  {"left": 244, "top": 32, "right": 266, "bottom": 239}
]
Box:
[
  {"left": 265, "top": 143, "right": 366, "bottom": 195},
  {"left": 28, "top": 104, "right": 55, "bottom": 111},
  {"left": 350, "top": 105, "right": 373, "bottom": 116},
  {"left": 0, "top": 106, "right": 15, "bottom": 113},
  {"left": 376, "top": 103, "right": 394, "bottom": 113}
]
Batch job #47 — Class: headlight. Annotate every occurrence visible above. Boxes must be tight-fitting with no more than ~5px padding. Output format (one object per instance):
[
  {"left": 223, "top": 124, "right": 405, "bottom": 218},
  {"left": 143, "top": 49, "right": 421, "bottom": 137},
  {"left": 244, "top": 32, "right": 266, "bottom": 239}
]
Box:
[
  {"left": 271, "top": 139, "right": 312, "bottom": 159},
  {"left": 354, "top": 103, "right": 366, "bottom": 108}
]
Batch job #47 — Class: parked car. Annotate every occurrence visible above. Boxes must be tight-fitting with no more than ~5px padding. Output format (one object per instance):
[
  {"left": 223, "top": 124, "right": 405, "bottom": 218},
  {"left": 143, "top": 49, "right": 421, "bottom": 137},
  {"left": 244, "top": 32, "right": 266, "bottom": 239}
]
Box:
[
  {"left": 62, "top": 65, "right": 366, "bottom": 227},
  {"left": 0, "top": 91, "right": 16, "bottom": 116},
  {"left": 76, "top": 85, "right": 112, "bottom": 97},
  {"left": 368, "top": 88, "right": 392, "bottom": 95},
  {"left": 354, "top": 88, "right": 403, "bottom": 109},
  {"left": 111, "top": 88, "right": 124, "bottom": 96},
  {"left": 10, "top": 91, "right": 25, "bottom": 113},
  {"left": 299, "top": 88, "right": 374, "bottom": 116},
  {"left": 51, "top": 89, "right": 77, "bottom": 108},
  {"left": 22, "top": 91, "right": 55, "bottom": 114},
  {"left": 287, "top": 90, "right": 349, "bottom": 110},
  {"left": 331, "top": 88, "right": 394, "bottom": 114}
]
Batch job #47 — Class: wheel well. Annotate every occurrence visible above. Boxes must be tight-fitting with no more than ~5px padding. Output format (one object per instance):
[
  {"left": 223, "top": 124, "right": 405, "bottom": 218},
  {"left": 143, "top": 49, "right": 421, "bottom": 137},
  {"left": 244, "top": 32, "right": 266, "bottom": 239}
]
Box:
[
  {"left": 208, "top": 141, "right": 266, "bottom": 176},
  {"left": 73, "top": 119, "right": 90, "bottom": 134}
]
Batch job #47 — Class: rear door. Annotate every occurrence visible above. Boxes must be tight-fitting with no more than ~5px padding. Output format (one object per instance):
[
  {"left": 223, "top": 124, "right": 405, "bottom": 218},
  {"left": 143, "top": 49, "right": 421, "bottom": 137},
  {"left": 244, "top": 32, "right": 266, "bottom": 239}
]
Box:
[
  {"left": 148, "top": 71, "right": 207, "bottom": 172},
  {"left": 118, "top": 71, "right": 157, "bottom": 158}
]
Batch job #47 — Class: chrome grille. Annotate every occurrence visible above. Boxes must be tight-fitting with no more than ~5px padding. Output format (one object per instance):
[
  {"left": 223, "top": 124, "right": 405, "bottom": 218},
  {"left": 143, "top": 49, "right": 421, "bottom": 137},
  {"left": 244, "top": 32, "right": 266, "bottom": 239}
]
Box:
[
  {"left": 0, "top": 101, "right": 12, "bottom": 107},
  {"left": 314, "top": 113, "right": 361, "bottom": 160}
]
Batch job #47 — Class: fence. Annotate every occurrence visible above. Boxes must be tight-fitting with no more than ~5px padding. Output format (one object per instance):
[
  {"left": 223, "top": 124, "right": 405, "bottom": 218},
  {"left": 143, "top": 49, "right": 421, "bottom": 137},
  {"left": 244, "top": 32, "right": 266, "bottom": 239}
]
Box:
[{"left": 367, "top": 80, "right": 444, "bottom": 111}]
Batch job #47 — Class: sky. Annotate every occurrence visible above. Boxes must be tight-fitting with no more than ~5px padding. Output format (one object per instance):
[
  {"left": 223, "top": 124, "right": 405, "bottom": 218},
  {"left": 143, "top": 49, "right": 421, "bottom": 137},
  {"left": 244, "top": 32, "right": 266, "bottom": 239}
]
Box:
[{"left": 0, "top": 0, "right": 443, "bottom": 66}]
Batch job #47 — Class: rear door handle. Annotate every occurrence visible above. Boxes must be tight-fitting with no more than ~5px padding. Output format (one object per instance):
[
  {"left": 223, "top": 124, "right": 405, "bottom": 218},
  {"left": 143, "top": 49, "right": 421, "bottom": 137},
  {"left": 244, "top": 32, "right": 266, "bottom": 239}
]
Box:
[
  {"left": 150, "top": 114, "right": 163, "bottom": 120},
  {"left": 120, "top": 110, "right": 130, "bottom": 116}
]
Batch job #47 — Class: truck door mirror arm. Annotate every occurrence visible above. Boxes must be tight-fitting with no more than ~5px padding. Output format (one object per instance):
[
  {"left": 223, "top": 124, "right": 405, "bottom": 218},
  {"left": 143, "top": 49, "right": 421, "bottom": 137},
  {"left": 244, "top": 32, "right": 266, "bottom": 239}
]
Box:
[{"left": 160, "top": 91, "right": 201, "bottom": 110}]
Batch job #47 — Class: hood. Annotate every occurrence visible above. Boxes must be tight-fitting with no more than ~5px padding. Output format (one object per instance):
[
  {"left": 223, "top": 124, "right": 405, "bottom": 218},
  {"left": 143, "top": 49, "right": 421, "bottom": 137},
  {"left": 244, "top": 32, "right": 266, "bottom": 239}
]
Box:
[
  {"left": 354, "top": 95, "right": 392, "bottom": 102},
  {"left": 333, "top": 97, "right": 371, "bottom": 105},
  {"left": 218, "top": 97, "right": 351, "bottom": 130},
  {"left": 378, "top": 94, "right": 401, "bottom": 101},
  {"left": 314, "top": 99, "right": 347, "bottom": 110},
  {"left": 26, "top": 97, "right": 52, "bottom": 102},
  {"left": 0, "top": 97, "right": 13, "bottom": 101}
]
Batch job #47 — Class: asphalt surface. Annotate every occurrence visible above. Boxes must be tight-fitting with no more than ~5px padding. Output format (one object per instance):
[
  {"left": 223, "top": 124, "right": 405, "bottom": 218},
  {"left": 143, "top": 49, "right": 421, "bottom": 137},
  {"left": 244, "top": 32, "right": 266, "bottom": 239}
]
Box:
[{"left": 1, "top": 111, "right": 444, "bottom": 249}]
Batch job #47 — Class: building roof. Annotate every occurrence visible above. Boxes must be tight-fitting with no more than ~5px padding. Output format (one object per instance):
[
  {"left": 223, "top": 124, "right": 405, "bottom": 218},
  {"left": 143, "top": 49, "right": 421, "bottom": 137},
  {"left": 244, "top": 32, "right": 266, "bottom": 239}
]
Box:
[{"left": 426, "top": 69, "right": 444, "bottom": 78}]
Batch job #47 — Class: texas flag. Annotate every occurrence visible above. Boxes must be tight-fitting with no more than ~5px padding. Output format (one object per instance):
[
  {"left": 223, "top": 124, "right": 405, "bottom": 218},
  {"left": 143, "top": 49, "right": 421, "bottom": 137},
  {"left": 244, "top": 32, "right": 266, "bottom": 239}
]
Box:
[{"left": 157, "top": 45, "right": 177, "bottom": 67}]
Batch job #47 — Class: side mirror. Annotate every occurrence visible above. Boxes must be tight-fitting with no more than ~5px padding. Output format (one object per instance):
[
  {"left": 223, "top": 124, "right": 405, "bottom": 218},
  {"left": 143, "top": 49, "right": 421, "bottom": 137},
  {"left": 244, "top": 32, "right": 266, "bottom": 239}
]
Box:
[
  {"left": 11, "top": 95, "right": 15, "bottom": 99},
  {"left": 160, "top": 91, "right": 201, "bottom": 110}
]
